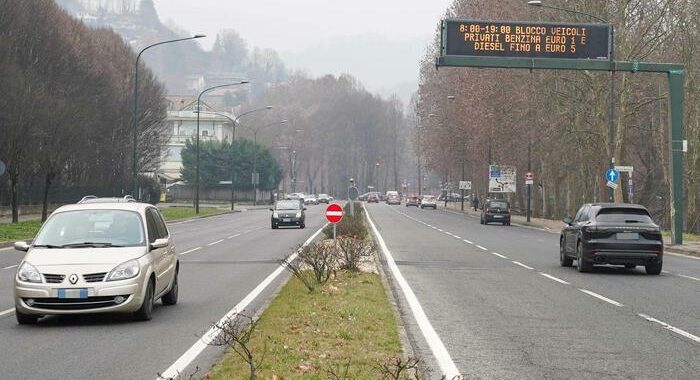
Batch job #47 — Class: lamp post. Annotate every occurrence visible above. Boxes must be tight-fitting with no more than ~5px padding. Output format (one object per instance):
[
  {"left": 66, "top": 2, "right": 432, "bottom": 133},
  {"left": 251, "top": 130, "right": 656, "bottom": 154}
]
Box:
[
  {"left": 527, "top": 0, "right": 615, "bottom": 201},
  {"left": 250, "top": 120, "right": 288, "bottom": 205},
  {"left": 132, "top": 34, "right": 205, "bottom": 199},
  {"left": 195, "top": 81, "right": 249, "bottom": 214}
]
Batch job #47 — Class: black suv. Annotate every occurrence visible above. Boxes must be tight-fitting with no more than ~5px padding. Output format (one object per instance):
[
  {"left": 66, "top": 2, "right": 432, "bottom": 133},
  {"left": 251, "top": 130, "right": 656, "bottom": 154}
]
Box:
[
  {"left": 560, "top": 203, "right": 663, "bottom": 274},
  {"left": 480, "top": 199, "right": 511, "bottom": 225},
  {"left": 271, "top": 200, "right": 306, "bottom": 229}
]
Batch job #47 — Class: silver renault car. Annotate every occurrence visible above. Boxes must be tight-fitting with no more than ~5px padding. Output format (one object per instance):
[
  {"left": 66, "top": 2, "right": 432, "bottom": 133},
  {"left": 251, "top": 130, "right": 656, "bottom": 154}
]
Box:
[{"left": 13, "top": 196, "right": 179, "bottom": 324}]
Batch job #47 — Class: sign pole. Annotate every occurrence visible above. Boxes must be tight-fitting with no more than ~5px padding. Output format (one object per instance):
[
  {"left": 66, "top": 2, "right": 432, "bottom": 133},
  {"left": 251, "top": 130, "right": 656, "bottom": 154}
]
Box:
[
  {"left": 333, "top": 223, "right": 337, "bottom": 245},
  {"left": 461, "top": 159, "right": 465, "bottom": 211},
  {"left": 527, "top": 183, "right": 532, "bottom": 223}
]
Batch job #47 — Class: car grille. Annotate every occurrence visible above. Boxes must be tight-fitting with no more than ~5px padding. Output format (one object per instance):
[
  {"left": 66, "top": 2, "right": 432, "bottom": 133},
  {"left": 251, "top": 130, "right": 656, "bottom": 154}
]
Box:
[
  {"left": 83, "top": 272, "right": 107, "bottom": 283},
  {"left": 43, "top": 274, "right": 65, "bottom": 284},
  {"left": 23, "top": 296, "right": 130, "bottom": 310}
]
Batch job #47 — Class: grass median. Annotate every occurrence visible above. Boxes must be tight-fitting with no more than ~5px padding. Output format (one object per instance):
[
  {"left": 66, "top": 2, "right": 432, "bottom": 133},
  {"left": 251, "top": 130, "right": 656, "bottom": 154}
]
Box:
[
  {"left": 0, "top": 220, "right": 43, "bottom": 243},
  {"left": 209, "top": 271, "right": 402, "bottom": 379},
  {"left": 159, "top": 206, "right": 224, "bottom": 221}
]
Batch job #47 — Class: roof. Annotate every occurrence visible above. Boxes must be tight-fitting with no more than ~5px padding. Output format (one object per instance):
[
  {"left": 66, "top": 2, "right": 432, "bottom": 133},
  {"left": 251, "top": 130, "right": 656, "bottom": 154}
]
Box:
[
  {"left": 53, "top": 199, "right": 154, "bottom": 214},
  {"left": 587, "top": 203, "right": 648, "bottom": 209}
]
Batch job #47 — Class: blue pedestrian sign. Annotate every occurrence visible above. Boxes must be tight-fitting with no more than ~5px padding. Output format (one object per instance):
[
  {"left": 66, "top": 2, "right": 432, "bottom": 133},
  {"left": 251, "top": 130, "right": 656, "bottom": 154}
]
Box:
[{"left": 605, "top": 169, "right": 620, "bottom": 183}]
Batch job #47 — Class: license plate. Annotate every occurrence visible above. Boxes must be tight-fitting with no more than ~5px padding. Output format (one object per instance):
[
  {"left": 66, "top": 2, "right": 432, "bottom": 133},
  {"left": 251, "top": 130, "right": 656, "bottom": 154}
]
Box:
[
  {"left": 494, "top": 215, "right": 503, "bottom": 218},
  {"left": 58, "top": 288, "right": 88, "bottom": 299},
  {"left": 616, "top": 232, "right": 639, "bottom": 240},
  {"left": 282, "top": 218, "right": 291, "bottom": 222}
]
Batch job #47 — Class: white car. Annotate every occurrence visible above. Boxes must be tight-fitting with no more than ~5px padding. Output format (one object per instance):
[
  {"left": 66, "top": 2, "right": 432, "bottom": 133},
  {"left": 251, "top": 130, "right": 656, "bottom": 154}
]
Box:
[
  {"left": 13, "top": 196, "right": 179, "bottom": 324},
  {"left": 420, "top": 195, "right": 437, "bottom": 209}
]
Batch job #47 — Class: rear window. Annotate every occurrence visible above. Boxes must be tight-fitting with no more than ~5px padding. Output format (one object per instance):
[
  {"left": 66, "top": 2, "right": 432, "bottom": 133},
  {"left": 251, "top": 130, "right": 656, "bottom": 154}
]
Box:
[
  {"left": 488, "top": 201, "right": 508, "bottom": 209},
  {"left": 423, "top": 196, "right": 435, "bottom": 201},
  {"left": 596, "top": 208, "right": 654, "bottom": 223}
]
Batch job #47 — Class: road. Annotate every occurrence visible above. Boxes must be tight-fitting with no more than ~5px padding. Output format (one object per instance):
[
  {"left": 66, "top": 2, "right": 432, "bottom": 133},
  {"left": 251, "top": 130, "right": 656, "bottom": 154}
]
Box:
[
  {"left": 0, "top": 206, "right": 327, "bottom": 379},
  {"left": 366, "top": 203, "right": 700, "bottom": 379}
]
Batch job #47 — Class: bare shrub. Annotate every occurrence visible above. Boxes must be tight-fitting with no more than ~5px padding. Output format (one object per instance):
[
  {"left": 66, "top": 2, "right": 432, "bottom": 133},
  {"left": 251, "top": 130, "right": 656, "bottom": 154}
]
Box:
[
  {"left": 336, "top": 235, "right": 374, "bottom": 272},
  {"left": 280, "top": 242, "right": 340, "bottom": 292},
  {"left": 208, "top": 313, "right": 268, "bottom": 380},
  {"left": 375, "top": 357, "right": 437, "bottom": 380},
  {"left": 157, "top": 366, "right": 201, "bottom": 380}
]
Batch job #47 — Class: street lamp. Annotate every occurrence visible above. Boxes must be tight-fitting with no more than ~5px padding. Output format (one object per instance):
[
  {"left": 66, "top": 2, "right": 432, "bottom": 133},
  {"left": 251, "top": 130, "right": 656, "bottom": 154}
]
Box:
[
  {"left": 132, "top": 34, "right": 205, "bottom": 199},
  {"left": 528, "top": 0, "right": 615, "bottom": 201},
  {"left": 195, "top": 81, "right": 249, "bottom": 213},
  {"left": 250, "top": 120, "right": 288, "bottom": 205}
]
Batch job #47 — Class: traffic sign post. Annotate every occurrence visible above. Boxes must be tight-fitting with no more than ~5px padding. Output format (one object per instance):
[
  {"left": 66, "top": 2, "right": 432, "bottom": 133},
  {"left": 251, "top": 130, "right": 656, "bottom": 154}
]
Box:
[
  {"left": 348, "top": 185, "right": 359, "bottom": 217},
  {"left": 326, "top": 203, "right": 344, "bottom": 243},
  {"left": 525, "top": 172, "right": 534, "bottom": 222}
]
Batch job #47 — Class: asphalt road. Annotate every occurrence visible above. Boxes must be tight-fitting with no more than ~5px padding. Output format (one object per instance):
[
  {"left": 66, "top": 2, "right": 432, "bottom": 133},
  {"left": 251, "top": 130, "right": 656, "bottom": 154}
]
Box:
[
  {"left": 0, "top": 206, "right": 327, "bottom": 379},
  {"left": 366, "top": 203, "right": 700, "bottom": 379}
]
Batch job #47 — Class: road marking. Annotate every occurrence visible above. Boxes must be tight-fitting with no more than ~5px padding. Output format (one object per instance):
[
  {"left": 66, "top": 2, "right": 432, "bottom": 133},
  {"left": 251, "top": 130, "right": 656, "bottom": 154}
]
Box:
[
  {"left": 180, "top": 247, "right": 201, "bottom": 256},
  {"left": 512, "top": 261, "right": 534, "bottom": 270},
  {"left": 578, "top": 289, "right": 624, "bottom": 307},
  {"left": 463, "top": 239, "right": 473, "bottom": 244},
  {"left": 227, "top": 233, "right": 241, "bottom": 239},
  {"left": 0, "top": 308, "right": 14, "bottom": 317},
  {"left": 437, "top": 228, "right": 444, "bottom": 232},
  {"left": 453, "top": 235, "right": 462, "bottom": 240},
  {"left": 637, "top": 313, "right": 700, "bottom": 344},
  {"left": 159, "top": 224, "right": 327, "bottom": 380},
  {"left": 539, "top": 272, "right": 570, "bottom": 285},
  {"left": 365, "top": 208, "right": 461, "bottom": 379},
  {"left": 207, "top": 239, "right": 224, "bottom": 247},
  {"left": 676, "top": 274, "right": 700, "bottom": 282},
  {"left": 475, "top": 245, "right": 488, "bottom": 251},
  {"left": 491, "top": 252, "right": 508, "bottom": 259},
  {"left": 0, "top": 246, "right": 14, "bottom": 252},
  {"left": 664, "top": 251, "right": 700, "bottom": 260},
  {"left": 3, "top": 265, "right": 18, "bottom": 270}
]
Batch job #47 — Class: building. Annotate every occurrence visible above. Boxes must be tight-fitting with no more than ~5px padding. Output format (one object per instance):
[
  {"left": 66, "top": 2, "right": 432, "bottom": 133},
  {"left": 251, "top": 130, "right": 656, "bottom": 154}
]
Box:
[{"left": 158, "top": 96, "right": 236, "bottom": 186}]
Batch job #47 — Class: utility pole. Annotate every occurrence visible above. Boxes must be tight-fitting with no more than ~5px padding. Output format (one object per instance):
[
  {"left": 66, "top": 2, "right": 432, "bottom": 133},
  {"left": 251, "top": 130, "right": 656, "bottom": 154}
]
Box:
[{"left": 527, "top": 140, "right": 532, "bottom": 223}]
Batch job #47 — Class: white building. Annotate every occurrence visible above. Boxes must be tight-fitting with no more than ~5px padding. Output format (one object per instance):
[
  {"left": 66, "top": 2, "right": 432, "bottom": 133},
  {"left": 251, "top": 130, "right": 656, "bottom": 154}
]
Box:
[{"left": 158, "top": 96, "right": 236, "bottom": 186}]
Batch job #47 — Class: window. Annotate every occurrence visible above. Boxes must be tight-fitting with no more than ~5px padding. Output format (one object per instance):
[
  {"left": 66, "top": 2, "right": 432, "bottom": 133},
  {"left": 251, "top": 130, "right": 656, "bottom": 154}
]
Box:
[
  {"left": 578, "top": 205, "right": 591, "bottom": 222},
  {"left": 33, "top": 210, "right": 145, "bottom": 247},
  {"left": 152, "top": 209, "right": 169, "bottom": 238},
  {"left": 145, "top": 210, "right": 159, "bottom": 244},
  {"left": 596, "top": 208, "right": 653, "bottom": 223}
]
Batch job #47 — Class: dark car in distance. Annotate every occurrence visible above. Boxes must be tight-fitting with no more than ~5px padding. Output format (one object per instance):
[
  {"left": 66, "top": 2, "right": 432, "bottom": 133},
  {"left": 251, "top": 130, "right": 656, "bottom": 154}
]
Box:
[
  {"left": 559, "top": 203, "right": 663, "bottom": 274},
  {"left": 271, "top": 200, "right": 306, "bottom": 229},
  {"left": 367, "top": 193, "right": 380, "bottom": 203},
  {"left": 480, "top": 199, "right": 511, "bottom": 226}
]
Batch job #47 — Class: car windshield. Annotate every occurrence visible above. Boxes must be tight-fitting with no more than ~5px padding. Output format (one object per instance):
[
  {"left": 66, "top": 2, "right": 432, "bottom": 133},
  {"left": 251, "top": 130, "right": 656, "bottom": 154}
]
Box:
[
  {"left": 33, "top": 210, "right": 145, "bottom": 248},
  {"left": 596, "top": 208, "right": 654, "bottom": 223},
  {"left": 275, "top": 200, "right": 301, "bottom": 210},
  {"left": 489, "top": 201, "right": 508, "bottom": 209},
  {"left": 423, "top": 196, "right": 436, "bottom": 201}
]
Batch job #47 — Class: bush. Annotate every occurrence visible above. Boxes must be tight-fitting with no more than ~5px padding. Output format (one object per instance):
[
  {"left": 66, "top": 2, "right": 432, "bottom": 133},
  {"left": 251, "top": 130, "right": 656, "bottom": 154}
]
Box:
[{"left": 336, "top": 236, "right": 373, "bottom": 272}]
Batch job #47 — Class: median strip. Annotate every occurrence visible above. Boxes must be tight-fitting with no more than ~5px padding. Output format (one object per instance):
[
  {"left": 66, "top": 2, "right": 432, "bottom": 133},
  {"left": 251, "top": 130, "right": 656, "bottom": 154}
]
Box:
[{"left": 578, "top": 289, "right": 624, "bottom": 307}]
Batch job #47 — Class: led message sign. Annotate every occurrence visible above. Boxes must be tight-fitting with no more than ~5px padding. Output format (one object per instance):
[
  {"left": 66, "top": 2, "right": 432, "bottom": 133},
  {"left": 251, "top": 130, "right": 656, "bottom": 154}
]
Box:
[{"left": 443, "top": 19, "right": 611, "bottom": 60}]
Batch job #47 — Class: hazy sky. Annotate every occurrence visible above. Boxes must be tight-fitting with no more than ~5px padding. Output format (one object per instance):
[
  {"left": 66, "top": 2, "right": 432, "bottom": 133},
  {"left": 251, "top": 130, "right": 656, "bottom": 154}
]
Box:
[
  {"left": 153, "top": 0, "right": 453, "bottom": 100},
  {"left": 153, "top": 0, "right": 452, "bottom": 52}
]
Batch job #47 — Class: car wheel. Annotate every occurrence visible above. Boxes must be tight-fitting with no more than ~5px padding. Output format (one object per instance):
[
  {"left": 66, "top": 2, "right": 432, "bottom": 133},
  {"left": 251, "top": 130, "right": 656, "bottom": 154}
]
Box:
[
  {"left": 16, "top": 310, "right": 38, "bottom": 325},
  {"left": 134, "top": 279, "right": 154, "bottom": 321},
  {"left": 300, "top": 222, "right": 306, "bottom": 229},
  {"left": 560, "top": 240, "right": 573, "bottom": 267},
  {"left": 162, "top": 271, "right": 178, "bottom": 306},
  {"left": 645, "top": 261, "right": 662, "bottom": 275},
  {"left": 271, "top": 223, "right": 278, "bottom": 229},
  {"left": 576, "top": 242, "right": 592, "bottom": 273}
]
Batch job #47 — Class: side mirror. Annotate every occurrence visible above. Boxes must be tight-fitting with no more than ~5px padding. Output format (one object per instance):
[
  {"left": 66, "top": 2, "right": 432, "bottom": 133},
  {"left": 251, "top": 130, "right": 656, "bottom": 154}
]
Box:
[
  {"left": 269, "top": 208, "right": 274, "bottom": 211},
  {"left": 14, "top": 241, "right": 30, "bottom": 252},
  {"left": 150, "top": 238, "right": 170, "bottom": 250},
  {"left": 303, "top": 207, "right": 307, "bottom": 211},
  {"left": 563, "top": 216, "right": 573, "bottom": 226}
]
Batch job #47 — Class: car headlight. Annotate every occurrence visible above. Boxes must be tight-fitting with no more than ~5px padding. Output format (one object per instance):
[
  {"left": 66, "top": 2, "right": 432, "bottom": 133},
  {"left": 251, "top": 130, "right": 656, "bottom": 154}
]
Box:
[
  {"left": 17, "top": 262, "right": 43, "bottom": 283},
  {"left": 295, "top": 212, "right": 302, "bottom": 218},
  {"left": 106, "top": 259, "right": 140, "bottom": 281},
  {"left": 273, "top": 212, "right": 279, "bottom": 218}
]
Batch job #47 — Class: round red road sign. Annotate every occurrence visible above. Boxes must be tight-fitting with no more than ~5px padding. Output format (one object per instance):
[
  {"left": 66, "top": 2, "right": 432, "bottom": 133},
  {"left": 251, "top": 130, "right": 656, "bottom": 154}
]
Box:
[
  {"left": 525, "top": 172, "right": 534, "bottom": 180},
  {"left": 325, "top": 203, "right": 344, "bottom": 224}
]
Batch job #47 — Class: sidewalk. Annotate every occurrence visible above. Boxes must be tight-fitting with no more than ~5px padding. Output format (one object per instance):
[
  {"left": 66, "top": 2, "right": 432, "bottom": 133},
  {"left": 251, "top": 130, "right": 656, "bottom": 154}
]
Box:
[{"left": 440, "top": 202, "right": 700, "bottom": 258}]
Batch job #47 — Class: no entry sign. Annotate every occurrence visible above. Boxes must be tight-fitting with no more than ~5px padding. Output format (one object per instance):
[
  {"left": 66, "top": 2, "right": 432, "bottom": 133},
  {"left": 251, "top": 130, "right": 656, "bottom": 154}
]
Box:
[{"left": 325, "top": 204, "right": 344, "bottom": 224}]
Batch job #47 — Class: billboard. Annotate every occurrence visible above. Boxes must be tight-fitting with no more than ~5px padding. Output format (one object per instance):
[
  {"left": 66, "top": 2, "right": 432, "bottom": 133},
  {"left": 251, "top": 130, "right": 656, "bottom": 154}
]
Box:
[
  {"left": 442, "top": 19, "right": 611, "bottom": 60},
  {"left": 489, "top": 165, "right": 516, "bottom": 193}
]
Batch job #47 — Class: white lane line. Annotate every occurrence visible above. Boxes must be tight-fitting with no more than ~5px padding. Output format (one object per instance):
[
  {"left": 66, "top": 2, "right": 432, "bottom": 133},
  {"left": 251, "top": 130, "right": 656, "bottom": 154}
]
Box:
[
  {"left": 578, "top": 289, "right": 624, "bottom": 307},
  {"left": 0, "top": 308, "right": 14, "bottom": 317},
  {"left": 453, "top": 236, "right": 462, "bottom": 240},
  {"left": 3, "top": 265, "right": 18, "bottom": 270},
  {"left": 676, "top": 274, "right": 700, "bottom": 282},
  {"left": 437, "top": 228, "right": 444, "bottom": 232},
  {"left": 512, "top": 261, "right": 534, "bottom": 270},
  {"left": 638, "top": 313, "right": 700, "bottom": 344},
  {"left": 180, "top": 247, "right": 202, "bottom": 256},
  {"left": 475, "top": 245, "right": 488, "bottom": 251},
  {"left": 207, "top": 239, "right": 224, "bottom": 247},
  {"left": 159, "top": 224, "right": 327, "bottom": 379},
  {"left": 539, "top": 272, "right": 570, "bottom": 285},
  {"left": 227, "top": 233, "right": 241, "bottom": 239},
  {"left": 365, "top": 208, "right": 461, "bottom": 379},
  {"left": 463, "top": 239, "right": 473, "bottom": 245},
  {"left": 491, "top": 252, "right": 508, "bottom": 259},
  {"left": 665, "top": 251, "right": 700, "bottom": 260},
  {"left": 0, "top": 247, "right": 14, "bottom": 252}
]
